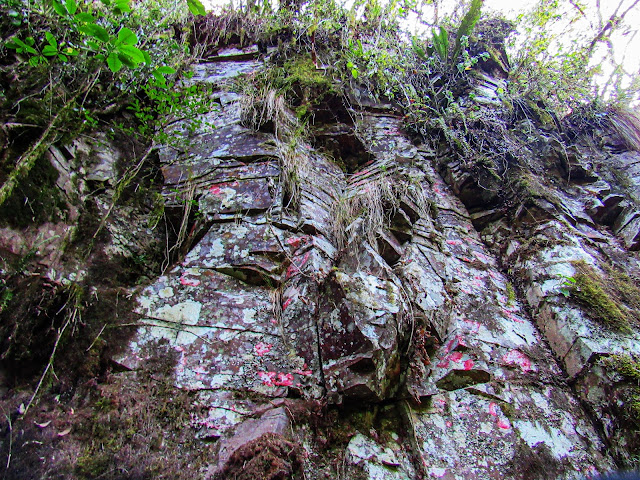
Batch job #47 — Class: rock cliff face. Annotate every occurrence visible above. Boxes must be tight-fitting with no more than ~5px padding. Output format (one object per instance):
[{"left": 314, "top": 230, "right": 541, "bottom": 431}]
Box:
[{"left": 2, "top": 31, "right": 640, "bottom": 480}]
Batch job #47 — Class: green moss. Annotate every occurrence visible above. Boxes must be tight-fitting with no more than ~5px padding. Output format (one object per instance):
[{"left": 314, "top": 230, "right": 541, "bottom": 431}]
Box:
[
  {"left": 571, "top": 262, "right": 632, "bottom": 333},
  {"left": 283, "top": 56, "right": 333, "bottom": 91},
  {"left": 605, "top": 264, "right": 640, "bottom": 312},
  {"left": 604, "top": 354, "right": 640, "bottom": 382},
  {"left": 603, "top": 354, "right": 640, "bottom": 428},
  {"left": 505, "top": 281, "right": 516, "bottom": 306}
]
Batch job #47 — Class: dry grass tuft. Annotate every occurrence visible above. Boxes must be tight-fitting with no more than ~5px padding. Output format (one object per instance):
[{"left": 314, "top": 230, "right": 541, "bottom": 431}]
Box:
[
  {"left": 240, "top": 88, "right": 310, "bottom": 209},
  {"left": 332, "top": 173, "right": 427, "bottom": 251},
  {"left": 607, "top": 107, "right": 640, "bottom": 153}
]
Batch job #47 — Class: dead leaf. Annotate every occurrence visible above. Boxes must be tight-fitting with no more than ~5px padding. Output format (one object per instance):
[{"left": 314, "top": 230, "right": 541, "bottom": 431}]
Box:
[
  {"left": 57, "top": 427, "right": 72, "bottom": 437},
  {"left": 35, "top": 420, "right": 52, "bottom": 428}
]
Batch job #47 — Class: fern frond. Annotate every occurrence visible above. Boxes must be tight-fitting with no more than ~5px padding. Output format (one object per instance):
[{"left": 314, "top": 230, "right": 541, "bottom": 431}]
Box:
[{"left": 452, "top": 0, "right": 483, "bottom": 61}]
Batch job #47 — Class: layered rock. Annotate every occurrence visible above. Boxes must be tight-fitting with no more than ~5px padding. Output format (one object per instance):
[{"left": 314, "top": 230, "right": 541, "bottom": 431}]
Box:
[{"left": 108, "top": 45, "right": 636, "bottom": 479}]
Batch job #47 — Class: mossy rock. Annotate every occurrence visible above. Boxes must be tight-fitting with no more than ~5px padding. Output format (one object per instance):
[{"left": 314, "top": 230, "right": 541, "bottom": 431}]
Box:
[
  {"left": 0, "top": 154, "right": 67, "bottom": 228},
  {"left": 570, "top": 261, "right": 635, "bottom": 333}
]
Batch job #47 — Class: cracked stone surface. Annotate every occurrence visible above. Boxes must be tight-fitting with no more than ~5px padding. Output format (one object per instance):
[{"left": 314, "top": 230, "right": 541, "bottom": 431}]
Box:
[{"left": 109, "top": 45, "right": 640, "bottom": 478}]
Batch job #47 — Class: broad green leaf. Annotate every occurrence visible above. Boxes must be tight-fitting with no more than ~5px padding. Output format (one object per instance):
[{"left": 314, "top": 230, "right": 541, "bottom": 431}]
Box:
[
  {"left": 85, "top": 39, "right": 101, "bottom": 50},
  {"left": 115, "top": 0, "right": 131, "bottom": 12},
  {"left": 107, "top": 51, "right": 122, "bottom": 72},
  {"left": 42, "top": 45, "right": 58, "bottom": 55},
  {"left": 142, "top": 50, "right": 151, "bottom": 64},
  {"left": 152, "top": 70, "right": 168, "bottom": 87},
  {"left": 65, "top": 0, "right": 77, "bottom": 15},
  {"left": 65, "top": 47, "right": 79, "bottom": 56},
  {"left": 58, "top": 53, "right": 68, "bottom": 61},
  {"left": 52, "top": 0, "right": 67, "bottom": 16},
  {"left": 155, "top": 66, "right": 175, "bottom": 74},
  {"left": 116, "top": 52, "right": 135, "bottom": 68},
  {"left": 452, "top": 0, "right": 483, "bottom": 61},
  {"left": 118, "top": 44, "right": 144, "bottom": 63},
  {"left": 29, "top": 56, "right": 46, "bottom": 66},
  {"left": 187, "top": 0, "right": 206, "bottom": 16},
  {"left": 411, "top": 35, "right": 426, "bottom": 60},
  {"left": 88, "top": 24, "right": 110, "bottom": 42},
  {"left": 100, "top": 0, "right": 111, "bottom": 5},
  {"left": 45, "top": 32, "right": 57, "bottom": 47},
  {"left": 74, "top": 12, "right": 95, "bottom": 22},
  {"left": 116, "top": 27, "right": 137, "bottom": 46},
  {"left": 14, "top": 38, "right": 38, "bottom": 55}
]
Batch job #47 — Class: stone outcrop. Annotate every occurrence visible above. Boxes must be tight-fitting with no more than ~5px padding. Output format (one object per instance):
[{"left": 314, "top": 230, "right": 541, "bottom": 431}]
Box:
[
  {"left": 2, "top": 33, "right": 640, "bottom": 480},
  {"left": 106, "top": 45, "right": 639, "bottom": 478}
]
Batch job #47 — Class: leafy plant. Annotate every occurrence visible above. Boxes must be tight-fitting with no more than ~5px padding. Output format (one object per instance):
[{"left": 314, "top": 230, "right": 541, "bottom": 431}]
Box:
[
  {"left": 0, "top": 0, "right": 207, "bottom": 209},
  {"left": 431, "top": 26, "right": 449, "bottom": 63},
  {"left": 452, "top": 0, "right": 483, "bottom": 61}
]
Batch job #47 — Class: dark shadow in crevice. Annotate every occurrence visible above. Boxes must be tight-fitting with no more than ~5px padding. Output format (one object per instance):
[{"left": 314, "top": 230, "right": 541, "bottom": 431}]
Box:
[
  {"left": 213, "top": 265, "right": 281, "bottom": 288},
  {"left": 311, "top": 124, "right": 374, "bottom": 174}
]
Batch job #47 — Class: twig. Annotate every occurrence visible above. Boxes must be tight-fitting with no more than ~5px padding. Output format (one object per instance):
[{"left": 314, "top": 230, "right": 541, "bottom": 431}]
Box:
[
  {"left": 86, "top": 323, "right": 107, "bottom": 352},
  {"left": 2, "top": 410, "right": 12, "bottom": 477},
  {"left": 22, "top": 308, "right": 77, "bottom": 416},
  {"left": 92, "top": 141, "right": 156, "bottom": 241}
]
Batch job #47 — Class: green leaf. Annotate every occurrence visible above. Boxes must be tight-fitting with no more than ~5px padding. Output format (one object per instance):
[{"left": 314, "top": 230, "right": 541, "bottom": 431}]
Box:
[
  {"left": 14, "top": 38, "right": 38, "bottom": 55},
  {"left": 115, "top": 0, "right": 131, "bottom": 12},
  {"left": 187, "top": 0, "right": 206, "bottom": 16},
  {"left": 107, "top": 51, "right": 122, "bottom": 72},
  {"left": 74, "top": 12, "right": 95, "bottom": 22},
  {"left": 142, "top": 51, "right": 151, "bottom": 64},
  {"left": 155, "top": 66, "right": 176, "bottom": 74},
  {"left": 152, "top": 70, "right": 167, "bottom": 86},
  {"left": 65, "top": 0, "right": 77, "bottom": 15},
  {"left": 52, "top": 0, "right": 67, "bottom": 16},
  {"left": 85, "top": 24, "right": 110, "bottom": 42},
  {"left": 85, "top": 39, "right": 101, "bottom": 51},
  {"left": 42, "top": 45, "right": 58, "bottom": 56},
  {"left": 116, "top": 27, "right": 137, "bottom": 46},
  {"left": 58, "top": 53, "right": 68, "bottom": 62},
  {"left": 118, "top": 44, "right": 144, "bottom": 63},
  {"left": 117, "top": 52, "right": 136, "bottom": 68},
  {"left": 411, "top": 35, "right": 426, "bottom": 61},
  {"left": 29, "top": 56, "right": 46, "bottom": 66},
  {"left": 45, "top": 32, "right": 58, "bottom": 47}
]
